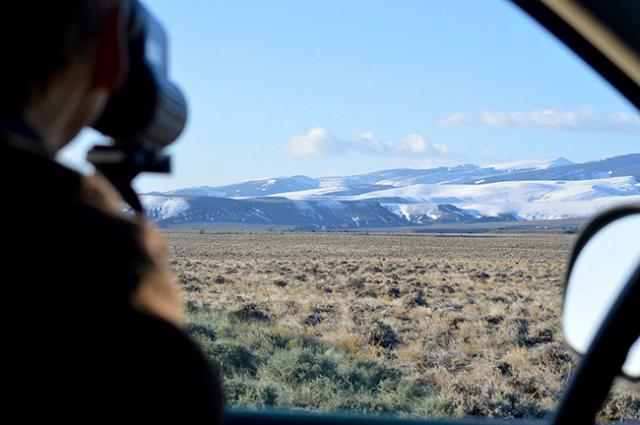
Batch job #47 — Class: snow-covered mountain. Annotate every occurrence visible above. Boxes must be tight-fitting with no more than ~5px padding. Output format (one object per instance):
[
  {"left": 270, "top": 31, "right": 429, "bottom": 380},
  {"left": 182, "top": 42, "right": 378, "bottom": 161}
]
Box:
[
  {"left": 142, "top": 196, "right": 408, "bottom": 229},
  {"left": 164, "top": 176, "right": 320, "bottom": 198},
  {"left": 487, "top": 157, "right": 574, "bottom": 172},
  {"left": 142, "top": 154, "right": 640, "bottom": 229},
  {"left": 459, "top": 154, "right": 640, "bottom": 184},
  {"left": 371, "top": 177, "right": 640, "bottom": 222}
]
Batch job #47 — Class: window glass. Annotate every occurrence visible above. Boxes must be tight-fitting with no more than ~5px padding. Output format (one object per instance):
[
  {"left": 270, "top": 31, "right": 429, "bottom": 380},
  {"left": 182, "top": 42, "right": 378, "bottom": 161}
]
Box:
[{"left": 61, "top": 0, "right": 640, "bottom": 421}]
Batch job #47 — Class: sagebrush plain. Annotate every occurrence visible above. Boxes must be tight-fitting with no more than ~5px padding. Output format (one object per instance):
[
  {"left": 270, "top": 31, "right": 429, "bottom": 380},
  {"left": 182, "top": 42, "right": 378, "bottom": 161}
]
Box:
[{"left": 167, "top": 231, "right": 640, "bottom": 420}]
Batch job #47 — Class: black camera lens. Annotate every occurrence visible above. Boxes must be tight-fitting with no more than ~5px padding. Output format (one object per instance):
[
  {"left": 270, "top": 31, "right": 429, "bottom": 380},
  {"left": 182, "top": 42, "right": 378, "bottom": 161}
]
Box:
[{"left": 92, "top": 0, "right": 187, "bottom": 150}]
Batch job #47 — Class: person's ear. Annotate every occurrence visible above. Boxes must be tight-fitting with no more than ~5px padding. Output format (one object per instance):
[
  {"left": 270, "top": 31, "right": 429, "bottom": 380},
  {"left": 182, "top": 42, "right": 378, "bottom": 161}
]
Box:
[{"left": 91, "top": 5, "right": 129, "bottom": 91}]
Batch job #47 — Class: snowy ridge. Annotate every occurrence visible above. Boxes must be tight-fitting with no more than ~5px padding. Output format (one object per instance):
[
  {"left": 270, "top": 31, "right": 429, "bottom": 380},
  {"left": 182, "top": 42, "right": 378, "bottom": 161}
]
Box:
[
  {"left": 144, "top": 154, "right": 640, "bottom": 229},
  {"left": 349, "top": 176, "right": 640, "bottom": 204},
  {"left": 487, "top": 157, "right": 573, "bottom": 171},
  {"left": 166, "top": 186, "right": 226, "bottom": 197},
  {"left": 277, "top": 176, "right": 640, "bottom": 222},
  {"left": 142, "top": 196, "right": 191, "bottom": 220}
]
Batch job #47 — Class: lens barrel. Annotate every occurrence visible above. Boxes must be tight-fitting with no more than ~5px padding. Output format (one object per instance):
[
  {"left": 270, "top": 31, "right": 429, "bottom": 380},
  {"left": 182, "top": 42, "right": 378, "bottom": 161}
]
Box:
[{"left": 92, "top": 0, "right": 187, "bottom": 150}]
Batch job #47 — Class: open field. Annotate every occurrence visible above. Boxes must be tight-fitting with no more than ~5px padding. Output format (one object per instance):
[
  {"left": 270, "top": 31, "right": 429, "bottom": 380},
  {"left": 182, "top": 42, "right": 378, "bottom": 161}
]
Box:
[
  {"left": 167, "top": 232, "right": 640, "bottom": 420},
  {"left": 161, "top": 217, "right": 585, "bottom": 234}
]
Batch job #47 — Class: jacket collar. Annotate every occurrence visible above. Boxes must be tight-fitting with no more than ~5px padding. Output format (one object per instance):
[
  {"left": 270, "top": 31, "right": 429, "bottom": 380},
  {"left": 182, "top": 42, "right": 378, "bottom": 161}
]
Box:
[{"left": 0, "top": 119, "right": 53, "bottom": 157}]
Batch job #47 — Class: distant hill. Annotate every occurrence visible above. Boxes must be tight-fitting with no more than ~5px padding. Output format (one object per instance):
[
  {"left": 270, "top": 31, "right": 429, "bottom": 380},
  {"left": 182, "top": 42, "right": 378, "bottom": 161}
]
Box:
[
  {"left": 142, "top": 153, "right": 640, "bottom": 230},
  {"left": 459, "top": 154, "right": 640, "bottom": 184}
]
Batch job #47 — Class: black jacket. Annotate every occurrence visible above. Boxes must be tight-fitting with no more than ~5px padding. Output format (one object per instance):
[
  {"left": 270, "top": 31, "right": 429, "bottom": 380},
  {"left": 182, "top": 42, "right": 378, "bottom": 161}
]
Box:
[{"left": 1, "top": 133, "right": 222, "bottom": 422}]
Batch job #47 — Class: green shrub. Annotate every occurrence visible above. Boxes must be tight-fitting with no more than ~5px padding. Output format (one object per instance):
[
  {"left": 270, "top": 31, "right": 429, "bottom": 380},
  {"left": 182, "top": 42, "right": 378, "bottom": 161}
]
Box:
[{"left": 187, "top": 308, "right": 445, "bottom": 417}]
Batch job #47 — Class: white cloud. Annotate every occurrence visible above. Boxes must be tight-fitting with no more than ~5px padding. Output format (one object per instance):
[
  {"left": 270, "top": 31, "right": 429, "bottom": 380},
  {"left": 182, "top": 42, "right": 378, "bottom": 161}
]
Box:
[
  {"left": 285, "top": 128, "right": 448, "bottom": 157},
  {"left": 284, "top": 127, "right": 346, "bottom": 156},
  {"left": 436, "top": 109, "right": 640, "bottom": 132}
]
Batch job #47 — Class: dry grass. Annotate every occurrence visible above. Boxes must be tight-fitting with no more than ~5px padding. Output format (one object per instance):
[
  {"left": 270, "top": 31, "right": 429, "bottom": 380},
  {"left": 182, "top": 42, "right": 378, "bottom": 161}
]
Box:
[{"left": 167, "top": 231, "right": 640, "bottom": 420}]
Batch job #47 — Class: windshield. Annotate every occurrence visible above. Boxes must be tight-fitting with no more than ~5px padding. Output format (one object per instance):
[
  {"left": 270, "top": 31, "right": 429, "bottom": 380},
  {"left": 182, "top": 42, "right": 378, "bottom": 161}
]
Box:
[{"left": 61, "top": 0, "right": 640, "bottom": 421}]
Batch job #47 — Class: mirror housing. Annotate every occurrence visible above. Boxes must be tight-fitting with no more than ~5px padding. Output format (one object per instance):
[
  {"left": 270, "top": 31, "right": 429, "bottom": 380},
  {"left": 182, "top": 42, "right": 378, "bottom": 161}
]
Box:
[{"left": 563, "top": 206, "right": 640, "bottom": 381}]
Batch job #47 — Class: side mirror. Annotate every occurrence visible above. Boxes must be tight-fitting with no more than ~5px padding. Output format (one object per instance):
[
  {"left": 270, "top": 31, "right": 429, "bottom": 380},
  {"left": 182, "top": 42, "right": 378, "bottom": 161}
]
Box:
[{"left": 563, "top": 207, "right": 640, "bottom": 380}]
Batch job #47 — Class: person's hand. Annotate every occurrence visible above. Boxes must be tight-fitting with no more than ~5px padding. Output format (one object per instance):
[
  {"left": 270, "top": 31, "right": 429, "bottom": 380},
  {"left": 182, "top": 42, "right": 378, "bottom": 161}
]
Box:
[{"left": 78, "top": 172, "right": 185, "bottom": 327}]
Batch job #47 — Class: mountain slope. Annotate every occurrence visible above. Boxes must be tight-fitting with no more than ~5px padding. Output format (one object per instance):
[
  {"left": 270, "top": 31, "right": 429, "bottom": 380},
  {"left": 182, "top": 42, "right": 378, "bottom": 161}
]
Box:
[
  {"left": 164, "top": 155, "right": 638, "bottom": 200},
  {"left": 487, "top": 157, "right": 574, "bottom": 172},
  {"left": 142, "top": 195, "right": 409, "bottom": 229},
  {"left": 167, "top": 176, "right": 320, "bottom": 198},
  {"left": 146, "top": 154, "right": 640, "bottom": 229},
  {"left": 347, "top": 176, "right": 640, "bottom": 203},
  {"left": 318, "top": 164, "right": 500, "bottom": 187},
  {"left": 461, "top": 154, "right": 640, "bottom": 184},
  {"left": 377, "top": 177, "right": 640, "bottom": 221}
]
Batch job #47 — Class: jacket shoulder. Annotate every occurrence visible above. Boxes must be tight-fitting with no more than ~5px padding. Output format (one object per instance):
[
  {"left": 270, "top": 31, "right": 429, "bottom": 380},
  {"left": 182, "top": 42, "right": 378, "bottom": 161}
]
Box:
[{"left": 0, "top": 143, "right": 83, "bottom": 203}]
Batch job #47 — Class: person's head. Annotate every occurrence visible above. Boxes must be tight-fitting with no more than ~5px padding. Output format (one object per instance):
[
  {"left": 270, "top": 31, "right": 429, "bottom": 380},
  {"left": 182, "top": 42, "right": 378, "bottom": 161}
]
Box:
[{"left": 1, "top": 1, "right": 131, "bottom": 152}]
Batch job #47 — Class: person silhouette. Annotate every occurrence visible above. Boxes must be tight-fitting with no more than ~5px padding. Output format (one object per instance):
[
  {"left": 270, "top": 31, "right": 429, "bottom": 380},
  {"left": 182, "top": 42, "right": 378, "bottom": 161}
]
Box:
[{"left": 0, "top": 1, "right": 223, "bottom": 422}]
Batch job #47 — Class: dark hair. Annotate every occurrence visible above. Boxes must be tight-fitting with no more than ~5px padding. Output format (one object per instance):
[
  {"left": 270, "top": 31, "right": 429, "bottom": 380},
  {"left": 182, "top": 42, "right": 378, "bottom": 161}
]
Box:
[{"left": 0, "top": 0, "right": 122, "bottom": 117}]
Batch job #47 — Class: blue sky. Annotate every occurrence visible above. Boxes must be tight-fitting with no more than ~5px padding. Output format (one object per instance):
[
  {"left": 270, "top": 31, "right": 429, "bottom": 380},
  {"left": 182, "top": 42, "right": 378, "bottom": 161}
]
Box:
[{"left": 60, "top": 0, "right": 640, "bottom": 192}]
